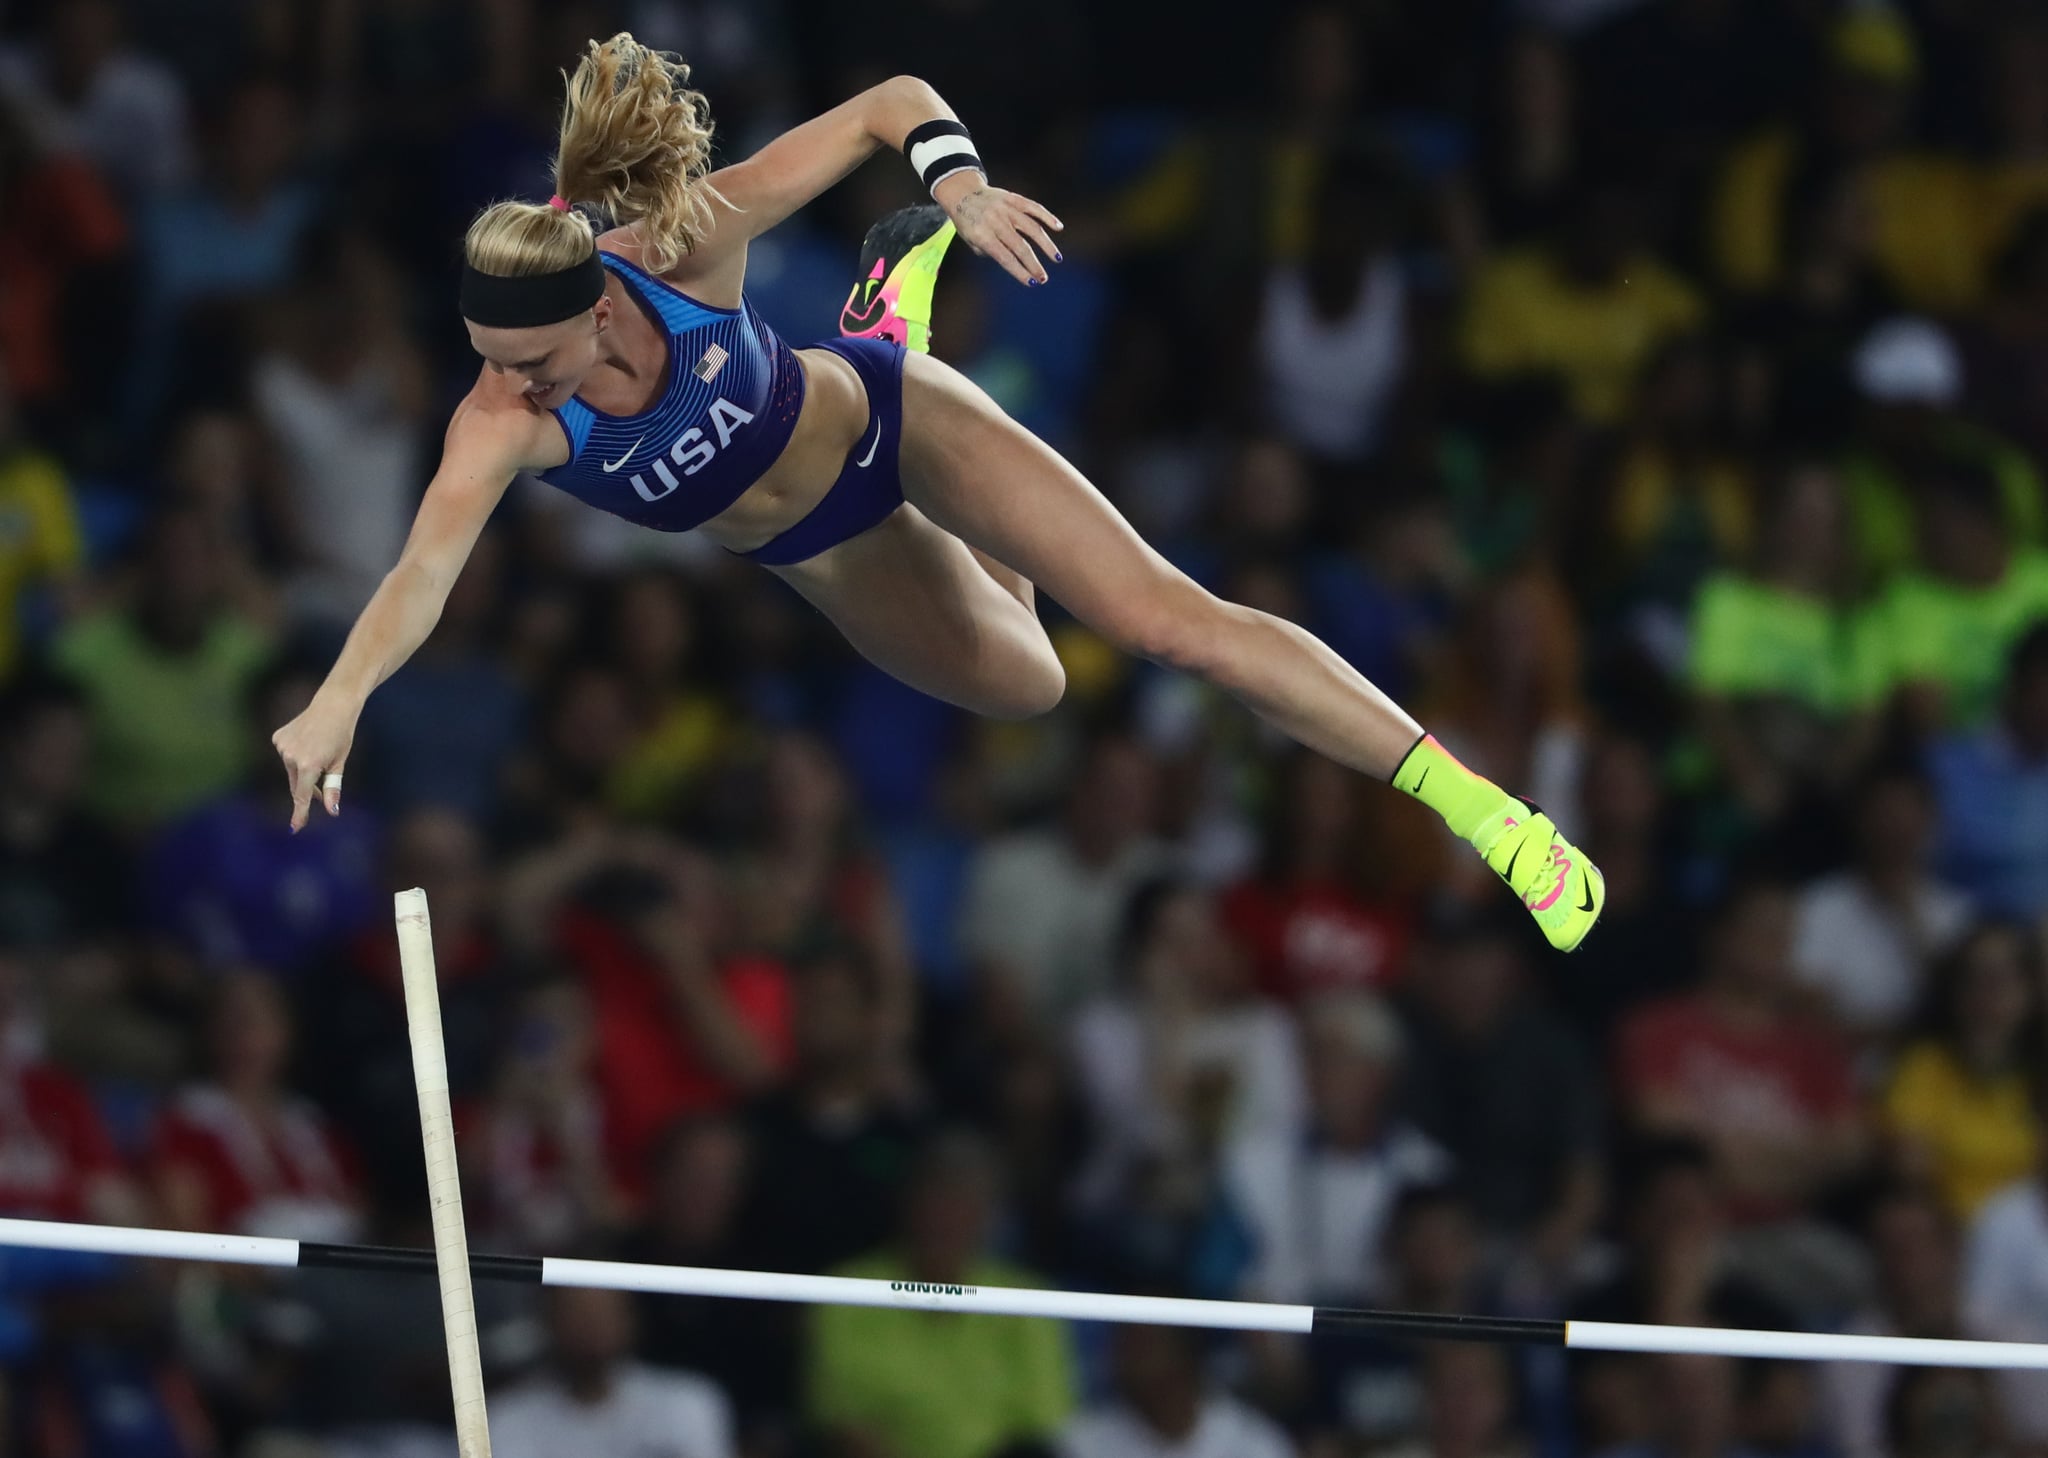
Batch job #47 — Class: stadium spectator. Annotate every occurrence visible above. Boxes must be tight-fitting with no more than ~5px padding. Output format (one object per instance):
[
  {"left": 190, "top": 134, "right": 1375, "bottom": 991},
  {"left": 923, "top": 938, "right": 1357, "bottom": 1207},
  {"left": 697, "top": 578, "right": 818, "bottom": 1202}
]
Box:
[
  {"left": 149, "top": 971, "right": 360, "bottom": 1242},
  {"left": 1228, "top": 991, "right": 1447, "bottom": 1304},
  {"left": 742, "top": 942, "right": 930, "bottom": 1279},
  {"left": 1616, "top": 881, "right": 1867, "bottom": 1248},
  {"left": 1297, "top": 1184, "right": 1494, "bottom": 1453},
  {"left": 1220, "top": 749, "right": 1410, "bottom": 1003},
  {"left": 958, "top": 730, "right": 1172, "bottom": 1034},
  {"left": 493, "top": 1284, "right": 736, "bottom": 1458},
  {"left": 622, "top": 1113, "right": 794, "bottom": 1426},
  {"left": 1594, "top": 1353, "right": 1768, "bottom": 1458},
  {"left": 1789, "top": 763, "right": 1972, "bottom": 1045},
  {"left": 1840, "top": 317, "right": 2043, "bottom": 588},
  {"left": 808, "top": 1131, "right": 1076, "bottom": 1458},
  {"left": 0, "top": 0, "right": 192, "bottom": 197},
  {"left": 600, "top": 567, "right": 735, "bottom": 822},
  {"left": 130, "top": 71, "right": 318, "bottom": 442},
  {"left": 527, "top": 833, "right": 791, "bottom": 1196},
  {"left": 1928, "top": 622, "right": 2048, "bottom": 918},
  {"left": 462, "top": 975, "right": 617, "bottom": 1253},
  {"left": 0, "top": 93, "right": 128, "bottom": 441},
  {"left": 1882, "top": 924, "right": 2042, "bottom": 1223},
  {"left": 1060, "top": 1323, "right": 1296, "bottom": 1458},
  {"left": 1709, "top": 9, "right": 1971, "bottom": 312},
  {"left": 51, "top": 504, "right": 275, "bottom": 831},
  {"left": 251, "top": 229, "right": 429, "bottom": 628},
  {"left": 1686, "top": 463, "right": 1879, "bottom": 832},
  {"left": 1549, "top": 729, "right": 1699, "bottom": 1046},
  {"left": 1460, "top": 172, "right": 1704, "bottom": 424},
  {"left": 142, "top": 653, "right": 382, "bottom": 981},
  {"left": 1881, "top": 1366, "right": 2011, "bottom": 1458},
  {"left": 1589, "top": 336, "right": 1754, "bottom": 637},
  {"left": 1868, "top": 460, "right": 2048, "bottom": 732},
  {"left": 294, "top": 808, "right": 507, "bottom": 1205},
  {"left": 1423, "top": 566, "right": 1590, "bottom": 846},
  {"left": 1253, "top": 150, "right": 1419, "bottom": 467},
  {"left": 351, "top": 528, "right": 528, "bottom": 822},
  {"left": 1960, "top": 1081, "right": 2048, "bottom": 1442},
  {"left": 1820, "top": 1188, "right": 1968, "bottom": 1458},
  {"left": 0, "top": 369, "right": 83, "bottom": 681},
  {"left": 1399, "top": 911, "right": 1604, "bottom": 1278},
  {"left": 0, "top": 672, "right": 131, "bottom": 952},
  {"left": 1072, "top": 878, "right": 1303, "bottom": 1227}
]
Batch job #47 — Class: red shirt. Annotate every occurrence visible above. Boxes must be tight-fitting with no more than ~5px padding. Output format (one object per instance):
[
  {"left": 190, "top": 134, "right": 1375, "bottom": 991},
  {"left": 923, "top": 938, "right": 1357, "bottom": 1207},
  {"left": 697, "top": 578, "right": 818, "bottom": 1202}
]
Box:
[
  {"left": 0, "top": 1060, "right": 121, "bottom": 1221},
  {"left": 1221, "top": 876, "right": 1410, "bottom": 1001},
  {"left": 1618, "top": 993, "right": 1857, "bottom": 1221},
  {"left": 557, "top": 907, "right": 791, "bottom": 1194},
  {"left": 0, "top": 155, "right": 126, "bottom": 404},
  {"left": 150, "top": 1085, "right": 359, "bottom": 1239},
  {"left": 459, "top": 1092, "right": 608, "bottom": 1252}
]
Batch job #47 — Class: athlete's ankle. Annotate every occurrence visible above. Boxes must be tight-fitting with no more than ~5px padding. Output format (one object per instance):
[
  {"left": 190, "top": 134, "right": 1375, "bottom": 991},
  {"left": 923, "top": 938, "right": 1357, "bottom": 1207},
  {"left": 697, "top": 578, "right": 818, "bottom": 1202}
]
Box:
[{"left": 1390, "top": 733, "right": 1518, "bottom": 849}]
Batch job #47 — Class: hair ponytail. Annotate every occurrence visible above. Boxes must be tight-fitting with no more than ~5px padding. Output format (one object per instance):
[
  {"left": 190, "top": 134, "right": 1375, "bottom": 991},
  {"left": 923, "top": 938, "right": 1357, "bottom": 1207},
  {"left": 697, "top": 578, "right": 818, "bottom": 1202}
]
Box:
[{"left": 554, "top": 32, "right": 721, "bottom": 273}]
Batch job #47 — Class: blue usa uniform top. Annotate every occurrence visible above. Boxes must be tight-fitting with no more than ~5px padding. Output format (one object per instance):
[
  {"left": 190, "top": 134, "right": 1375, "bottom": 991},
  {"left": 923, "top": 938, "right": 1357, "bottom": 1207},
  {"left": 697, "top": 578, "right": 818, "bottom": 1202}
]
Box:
[{"left": 541, "top": 251, "right": 806, "bottom": 529}]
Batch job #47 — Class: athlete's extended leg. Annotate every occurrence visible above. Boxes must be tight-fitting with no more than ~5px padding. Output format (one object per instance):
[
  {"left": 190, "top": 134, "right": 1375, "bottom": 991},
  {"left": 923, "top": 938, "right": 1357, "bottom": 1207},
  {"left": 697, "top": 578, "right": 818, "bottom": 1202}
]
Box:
[{"left": 895, "top": 353, "right": 1605, "bottom": 950}]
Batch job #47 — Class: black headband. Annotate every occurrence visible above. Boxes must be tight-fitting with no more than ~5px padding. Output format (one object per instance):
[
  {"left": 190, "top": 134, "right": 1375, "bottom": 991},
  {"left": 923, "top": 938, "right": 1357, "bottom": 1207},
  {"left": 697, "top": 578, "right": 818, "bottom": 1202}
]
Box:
[{"left": 459, "top": 250, "right": 608, "bottom": 328}]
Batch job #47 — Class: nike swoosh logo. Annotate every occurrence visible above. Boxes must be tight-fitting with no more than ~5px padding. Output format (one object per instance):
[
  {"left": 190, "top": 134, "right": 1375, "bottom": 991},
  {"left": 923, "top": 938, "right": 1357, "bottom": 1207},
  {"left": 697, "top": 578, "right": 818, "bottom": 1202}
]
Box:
[
  {"left": 1413, "top": 767, "right": 1429, "bottom": 795},
  {"left": 841, "top": 287, "right": 888, "bottom": 331},
  {"left": 855, "top": 416, "right": 883, "bottom": 469},
  {"left": 1579, "top": 881, "right": 1597, "bottom": 914},
  {"left": 863, "top": 278, "right": 881, "bottom": 306},
  {"left": 1503, "top": 842, "right": 1522, "bottom": 887},
  {"left": 601, "top": 435, "right": 645, "bottom": 473}
]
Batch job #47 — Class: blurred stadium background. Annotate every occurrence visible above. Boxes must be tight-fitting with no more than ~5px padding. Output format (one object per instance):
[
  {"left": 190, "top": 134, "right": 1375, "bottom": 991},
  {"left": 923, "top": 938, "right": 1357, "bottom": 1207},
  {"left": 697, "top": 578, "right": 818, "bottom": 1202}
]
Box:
[{"left": 0, "top": 0, "right": 2046, "bottom": 1454}]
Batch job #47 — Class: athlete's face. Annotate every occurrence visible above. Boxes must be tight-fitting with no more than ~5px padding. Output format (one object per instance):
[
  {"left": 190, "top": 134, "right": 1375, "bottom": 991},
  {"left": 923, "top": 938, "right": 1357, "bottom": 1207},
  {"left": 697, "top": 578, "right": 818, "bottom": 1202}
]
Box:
[{"left": 466, "top": 298, "right": 611, "bottom": 406}]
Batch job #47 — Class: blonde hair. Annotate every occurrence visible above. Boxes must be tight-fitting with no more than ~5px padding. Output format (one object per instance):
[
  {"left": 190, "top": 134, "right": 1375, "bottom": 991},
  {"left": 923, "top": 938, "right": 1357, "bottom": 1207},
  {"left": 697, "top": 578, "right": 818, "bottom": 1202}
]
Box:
[
  {"left": 463, "top": 200, "right": 596, "bottom": 279},
  {"left": 463, "top": 32, "right": 719, "bottom": 280}
]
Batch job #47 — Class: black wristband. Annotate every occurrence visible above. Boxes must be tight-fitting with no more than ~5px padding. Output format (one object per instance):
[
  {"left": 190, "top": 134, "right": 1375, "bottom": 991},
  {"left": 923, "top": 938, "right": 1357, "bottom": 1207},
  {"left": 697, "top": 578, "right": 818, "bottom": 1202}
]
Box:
[{"left": 904, "top": 119, "right": 984, "bottom": 197}]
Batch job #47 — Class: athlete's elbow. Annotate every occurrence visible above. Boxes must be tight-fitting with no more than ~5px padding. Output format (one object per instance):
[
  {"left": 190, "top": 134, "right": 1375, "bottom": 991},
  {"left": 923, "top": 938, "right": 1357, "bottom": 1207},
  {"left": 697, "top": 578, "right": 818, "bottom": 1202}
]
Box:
[
  {"left": 881, "top": 74, "right": 943, "bottom": 118},
  {"left": 382, "top": 555, "right": 456, "bottom": 620}
]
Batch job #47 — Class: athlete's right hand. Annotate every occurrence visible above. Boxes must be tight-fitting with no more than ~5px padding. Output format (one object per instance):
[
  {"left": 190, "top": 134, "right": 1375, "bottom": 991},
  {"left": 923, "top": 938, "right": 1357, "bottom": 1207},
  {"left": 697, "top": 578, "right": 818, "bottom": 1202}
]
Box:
[{"left": 271, "top": 694, "right": 360, "bottom": 832}]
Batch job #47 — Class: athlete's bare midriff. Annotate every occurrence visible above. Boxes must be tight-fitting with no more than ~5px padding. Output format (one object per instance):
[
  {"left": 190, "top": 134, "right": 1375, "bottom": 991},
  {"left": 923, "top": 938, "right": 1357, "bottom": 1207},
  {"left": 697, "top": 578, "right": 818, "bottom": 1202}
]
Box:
[{"left": 694, "top": 342, "right": 868, "bottom": 551}]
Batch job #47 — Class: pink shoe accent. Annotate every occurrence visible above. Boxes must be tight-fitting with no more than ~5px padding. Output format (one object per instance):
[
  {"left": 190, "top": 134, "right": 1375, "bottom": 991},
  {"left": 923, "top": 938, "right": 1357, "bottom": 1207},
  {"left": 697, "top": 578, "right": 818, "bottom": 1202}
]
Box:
[
  {"left": 868, "top": 260, "right": 886, "bottom": 279},
  {"left": 841, "top": 274, "right": 908, "bottom": 344},
  {"left": 1527, "top": 851, "right": 1571, "bottom": 912}
]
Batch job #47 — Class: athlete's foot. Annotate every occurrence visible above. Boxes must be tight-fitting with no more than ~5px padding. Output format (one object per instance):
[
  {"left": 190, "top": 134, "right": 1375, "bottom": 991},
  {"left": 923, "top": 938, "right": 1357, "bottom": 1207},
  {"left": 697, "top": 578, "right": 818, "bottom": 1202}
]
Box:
[
  {"left": 1474, "top": 800, "right": 1606, "bottom": 952},
  {"left": 840, "top": 204, "right": 956, "bottom": 354}
]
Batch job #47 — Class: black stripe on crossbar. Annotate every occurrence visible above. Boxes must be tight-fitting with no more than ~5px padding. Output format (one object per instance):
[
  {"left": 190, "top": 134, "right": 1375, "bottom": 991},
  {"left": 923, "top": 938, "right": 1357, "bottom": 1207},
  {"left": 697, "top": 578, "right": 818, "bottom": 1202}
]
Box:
[
  {"left": 299, "top": 1242, "right": 544, "bottom": 1283},
  {"left": 1312, "top": 1307, "right": 1567, "bottom": 1345}
]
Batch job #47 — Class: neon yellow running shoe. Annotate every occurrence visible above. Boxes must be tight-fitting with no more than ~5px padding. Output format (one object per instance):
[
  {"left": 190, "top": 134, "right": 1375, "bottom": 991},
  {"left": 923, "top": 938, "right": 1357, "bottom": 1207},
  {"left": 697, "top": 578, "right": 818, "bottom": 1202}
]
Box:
[
  {"left": 1475, "top": 800, "right": 1606, "bottom": 953},
  {"left": 839, "top": 204, "right": 957, "bottom": 355}
]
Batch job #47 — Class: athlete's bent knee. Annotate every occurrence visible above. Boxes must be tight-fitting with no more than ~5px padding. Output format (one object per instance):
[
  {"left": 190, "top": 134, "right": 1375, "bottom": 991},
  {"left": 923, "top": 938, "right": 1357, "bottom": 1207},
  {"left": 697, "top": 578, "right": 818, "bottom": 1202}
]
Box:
[{"left": 975, "top": 652, "right": 1065, "bottom": 720}]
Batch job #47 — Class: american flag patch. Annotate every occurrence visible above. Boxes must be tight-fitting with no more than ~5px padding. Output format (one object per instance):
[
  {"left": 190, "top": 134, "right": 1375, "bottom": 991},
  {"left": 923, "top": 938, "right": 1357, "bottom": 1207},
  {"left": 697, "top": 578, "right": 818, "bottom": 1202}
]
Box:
[{"left": 693, "top": 343, "right": 729, "bottom": 382}]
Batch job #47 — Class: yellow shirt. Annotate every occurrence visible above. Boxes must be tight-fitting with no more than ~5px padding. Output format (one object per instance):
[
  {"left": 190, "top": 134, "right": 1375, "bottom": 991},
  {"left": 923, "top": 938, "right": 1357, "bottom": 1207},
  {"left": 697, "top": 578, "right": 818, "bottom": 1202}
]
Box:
[
  {"left": 808, "top": 1253, "right": 1076, "bottom": 1458},
  {"left": 1461, "top": 249, "right": 1705, "bottom": 422},
  {"left": 605, "top": 694, "right": 730, "bottom": 821},
  {"left": 1884, "top": 1042, "right": 2040, "bottom": 1220},
  {"left": 0, "top": 449, "right": 81, "bottom": 676},
  {"left": 1712, "top": 131, "right": 1984, "bottom": 310}
]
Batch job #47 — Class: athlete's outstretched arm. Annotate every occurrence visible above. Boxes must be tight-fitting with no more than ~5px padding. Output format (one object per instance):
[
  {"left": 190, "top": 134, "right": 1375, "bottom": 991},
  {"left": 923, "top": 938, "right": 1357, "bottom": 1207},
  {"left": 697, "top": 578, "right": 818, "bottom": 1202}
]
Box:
[
  {"left": 706, "top": 75, "right": 1062, "bottom": 284},
  {"left": 270, "top": 406, "right": 525, "bottom": 831}
]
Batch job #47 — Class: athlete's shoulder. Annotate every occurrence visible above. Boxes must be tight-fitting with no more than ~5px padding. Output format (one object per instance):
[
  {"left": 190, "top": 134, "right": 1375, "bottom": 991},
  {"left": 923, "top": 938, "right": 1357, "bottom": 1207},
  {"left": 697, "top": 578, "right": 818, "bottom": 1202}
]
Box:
[
  {"left": 597, "top": 224, "right": 747, "bottom": 309},
  {"left": 447, "top": 374, "right": 564, "bottom": 472}
]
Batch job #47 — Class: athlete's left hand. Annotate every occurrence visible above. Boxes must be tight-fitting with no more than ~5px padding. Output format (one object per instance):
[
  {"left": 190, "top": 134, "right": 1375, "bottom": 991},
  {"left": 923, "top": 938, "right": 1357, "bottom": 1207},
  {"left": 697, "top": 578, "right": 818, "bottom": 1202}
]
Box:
[{"left": 934, "top": 173, "right": 1064, "bottom": 286}]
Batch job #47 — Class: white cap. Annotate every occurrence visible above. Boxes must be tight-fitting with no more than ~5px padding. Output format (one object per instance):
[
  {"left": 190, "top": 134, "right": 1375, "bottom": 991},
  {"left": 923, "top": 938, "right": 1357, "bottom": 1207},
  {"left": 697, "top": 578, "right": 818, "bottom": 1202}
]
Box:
[{"left": 1853, "top": 316, "right": 1962, "bottom": 406}]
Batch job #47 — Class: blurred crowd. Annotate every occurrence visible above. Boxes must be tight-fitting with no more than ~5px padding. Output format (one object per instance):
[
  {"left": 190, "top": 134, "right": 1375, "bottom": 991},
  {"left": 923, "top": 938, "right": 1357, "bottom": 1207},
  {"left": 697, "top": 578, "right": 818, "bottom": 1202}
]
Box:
[{"left": 0, "top": 0, "right": 2046, "bottom": 1456}]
